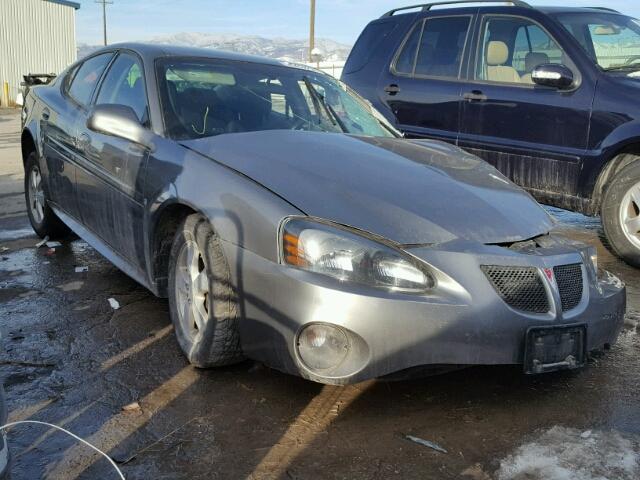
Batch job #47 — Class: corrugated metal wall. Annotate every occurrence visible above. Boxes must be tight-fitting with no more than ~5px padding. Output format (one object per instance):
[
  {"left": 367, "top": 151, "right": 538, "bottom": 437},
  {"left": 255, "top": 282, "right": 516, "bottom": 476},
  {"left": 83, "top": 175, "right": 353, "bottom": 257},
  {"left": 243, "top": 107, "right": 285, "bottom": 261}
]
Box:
[{"left": 0, "top": 0, "right": 77, "bottom": 106}]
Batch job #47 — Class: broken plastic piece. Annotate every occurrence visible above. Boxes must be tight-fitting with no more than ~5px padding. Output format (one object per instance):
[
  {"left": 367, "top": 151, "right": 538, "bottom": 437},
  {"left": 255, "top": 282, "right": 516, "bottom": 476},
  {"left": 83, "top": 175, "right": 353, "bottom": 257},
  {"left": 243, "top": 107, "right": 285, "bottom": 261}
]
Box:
[
  {"left": 405, "top": 434, "right": 448, "bottom": 453},
  {"left": 75, "top": 266, "right": 89, "bottom": 273},
  {"left": 45, "top": 241, "right": 62, "bottom": 248},
  {"left": 35, "top": 236, "right": 50, "bottom": 248},
  {"left": 108, "top": 298, "right": 120, "bottom": 310}
]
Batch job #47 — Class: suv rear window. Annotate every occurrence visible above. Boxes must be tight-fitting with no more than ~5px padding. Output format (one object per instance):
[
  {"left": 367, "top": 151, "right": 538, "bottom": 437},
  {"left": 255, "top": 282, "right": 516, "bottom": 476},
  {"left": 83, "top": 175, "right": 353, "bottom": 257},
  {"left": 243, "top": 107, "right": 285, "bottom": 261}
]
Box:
[
  {"left": 393, "top": 16, "right": 471, "bottom": 79},
  {"left": 345, "top": 20, "right": 398, "bottom": 74}
]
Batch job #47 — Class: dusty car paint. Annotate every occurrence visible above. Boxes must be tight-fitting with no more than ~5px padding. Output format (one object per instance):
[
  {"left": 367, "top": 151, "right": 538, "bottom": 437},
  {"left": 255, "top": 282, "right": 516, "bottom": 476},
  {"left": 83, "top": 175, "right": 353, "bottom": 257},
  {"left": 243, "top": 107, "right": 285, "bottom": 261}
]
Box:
[
  {"left": 21, "top": 43, "right": 626, "bottom": 384},
  {"left": 182, "top": 131, "right": 554, "bottom": 245}
]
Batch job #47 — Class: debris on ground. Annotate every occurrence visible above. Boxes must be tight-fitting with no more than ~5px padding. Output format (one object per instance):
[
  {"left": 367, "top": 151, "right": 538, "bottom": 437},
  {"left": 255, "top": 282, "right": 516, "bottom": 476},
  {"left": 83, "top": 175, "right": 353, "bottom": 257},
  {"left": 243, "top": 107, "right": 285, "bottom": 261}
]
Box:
[
  {"left": 44, "top": 248, "right": 56, "bottom": 256},
  {"left": 45, "top": 241, "right": 62, "bottom": 248},
  {"left": 404, "top": 434, "right": 448, "bottom": 453},
  {"left": 75, "top": 266, "right": 89, "bottom": 273},
  {"left": 461, "top": 463, "right": 492, "bottom": 480},
  {"left": 35, "top": 236, "right": 49, "bottom": 248},
  {"left": 0, "top": 247, "right": 9, "bottom": 252},
  {"left": 122, "top": 401, "right": 141, "bottom": 412},
  {"left": 108, "top": 298, "right": 120, "bottom": 310}
]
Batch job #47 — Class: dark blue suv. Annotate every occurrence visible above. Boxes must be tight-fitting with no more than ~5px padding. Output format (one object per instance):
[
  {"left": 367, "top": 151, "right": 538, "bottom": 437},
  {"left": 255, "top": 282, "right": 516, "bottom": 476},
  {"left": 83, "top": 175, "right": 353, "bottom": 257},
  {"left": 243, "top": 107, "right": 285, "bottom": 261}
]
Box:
[{"left": 342, "top": 0, "right": 640, "bottom": 266}]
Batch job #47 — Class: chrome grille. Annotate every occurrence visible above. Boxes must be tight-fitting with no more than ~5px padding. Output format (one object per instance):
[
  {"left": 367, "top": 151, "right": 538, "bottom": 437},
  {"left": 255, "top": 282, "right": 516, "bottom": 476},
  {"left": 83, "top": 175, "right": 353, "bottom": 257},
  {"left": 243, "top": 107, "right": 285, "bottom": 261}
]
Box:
[
  {"left": 481, "top": 265, "right": 549, "bottom": 313},
  {"left": 554, "top": 263, "right": 583, "bottom": 312}
]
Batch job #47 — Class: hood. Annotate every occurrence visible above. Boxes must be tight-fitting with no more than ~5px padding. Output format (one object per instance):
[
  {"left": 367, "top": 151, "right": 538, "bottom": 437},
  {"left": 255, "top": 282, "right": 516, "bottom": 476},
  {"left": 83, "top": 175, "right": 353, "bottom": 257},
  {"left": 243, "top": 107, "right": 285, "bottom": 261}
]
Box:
[{"left": 182, "top": 131, "right": 554, "bottom": 245}]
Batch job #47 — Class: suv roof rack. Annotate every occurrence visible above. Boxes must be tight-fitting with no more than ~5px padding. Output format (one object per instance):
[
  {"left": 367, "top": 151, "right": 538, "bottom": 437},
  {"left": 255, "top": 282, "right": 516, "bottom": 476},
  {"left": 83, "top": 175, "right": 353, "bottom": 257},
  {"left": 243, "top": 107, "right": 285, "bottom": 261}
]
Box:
[{"left": 381, "top": 0, "right": 531, "bottom": 17}]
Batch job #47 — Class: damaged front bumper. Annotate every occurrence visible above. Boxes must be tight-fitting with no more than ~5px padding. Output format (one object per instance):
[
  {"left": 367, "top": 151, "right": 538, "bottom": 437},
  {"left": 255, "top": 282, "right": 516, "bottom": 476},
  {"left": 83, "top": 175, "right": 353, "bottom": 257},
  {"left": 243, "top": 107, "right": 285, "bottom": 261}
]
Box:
[{"left": 226, "top": 238, "right": 626, "bottom": 385}]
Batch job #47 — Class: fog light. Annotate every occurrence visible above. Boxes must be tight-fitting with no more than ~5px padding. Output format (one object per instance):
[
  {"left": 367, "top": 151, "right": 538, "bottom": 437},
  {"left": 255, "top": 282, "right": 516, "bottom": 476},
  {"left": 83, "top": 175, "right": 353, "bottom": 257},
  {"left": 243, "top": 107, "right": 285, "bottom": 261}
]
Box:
[{"left": 297, "top": 323, "right": 349, "bottom": 371}]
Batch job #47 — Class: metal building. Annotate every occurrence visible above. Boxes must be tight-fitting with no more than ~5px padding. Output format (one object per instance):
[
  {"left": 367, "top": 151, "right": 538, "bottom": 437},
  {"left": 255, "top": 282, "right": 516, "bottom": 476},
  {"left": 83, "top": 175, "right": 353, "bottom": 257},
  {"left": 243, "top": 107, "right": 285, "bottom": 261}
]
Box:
[{"left": 0, "top": 0, "right": 79, "bottom": 107}]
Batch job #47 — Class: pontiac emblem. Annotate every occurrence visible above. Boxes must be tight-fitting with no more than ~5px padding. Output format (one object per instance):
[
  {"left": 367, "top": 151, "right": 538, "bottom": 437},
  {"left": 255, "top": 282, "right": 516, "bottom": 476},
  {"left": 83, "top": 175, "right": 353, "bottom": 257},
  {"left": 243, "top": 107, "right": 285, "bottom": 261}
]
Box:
[{"left": 543, "top": 267, "right": 555, "bottom": 283}]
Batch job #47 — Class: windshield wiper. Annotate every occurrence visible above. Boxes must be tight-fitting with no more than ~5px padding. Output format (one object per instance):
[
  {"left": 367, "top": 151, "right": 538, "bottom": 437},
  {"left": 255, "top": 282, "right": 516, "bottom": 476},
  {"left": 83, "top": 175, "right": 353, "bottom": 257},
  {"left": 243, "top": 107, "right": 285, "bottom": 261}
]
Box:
[
  {"left": 301, "top": 76, "right": 347, "bottom": 133},
  {"left": 603, "top": 64, "right": 640, "bottom": 72}
]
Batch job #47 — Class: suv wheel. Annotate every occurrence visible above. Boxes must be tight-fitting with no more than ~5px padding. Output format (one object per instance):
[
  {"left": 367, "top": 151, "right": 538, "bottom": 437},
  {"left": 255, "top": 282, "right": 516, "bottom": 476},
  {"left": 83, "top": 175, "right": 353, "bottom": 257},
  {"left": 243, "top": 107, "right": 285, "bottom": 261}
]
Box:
[
  {"left": 168, "top": 213, "right": 244, "bottom": 367},
  {"left": 602, "top": 159, "right": 640, "bottom": 267},
  {"left": 24, "top": 152, "right": 68, "bottom": 238}
]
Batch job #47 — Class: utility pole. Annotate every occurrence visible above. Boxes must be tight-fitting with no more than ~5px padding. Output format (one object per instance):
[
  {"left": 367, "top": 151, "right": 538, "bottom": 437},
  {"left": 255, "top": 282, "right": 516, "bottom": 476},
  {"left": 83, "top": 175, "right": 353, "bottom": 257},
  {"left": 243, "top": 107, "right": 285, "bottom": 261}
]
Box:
[
  {"left": 95, "top": 0, "right": 113, "bottom": 46},
  {"left": 309, "top": 0, "right": 315, "bottom": 62}
]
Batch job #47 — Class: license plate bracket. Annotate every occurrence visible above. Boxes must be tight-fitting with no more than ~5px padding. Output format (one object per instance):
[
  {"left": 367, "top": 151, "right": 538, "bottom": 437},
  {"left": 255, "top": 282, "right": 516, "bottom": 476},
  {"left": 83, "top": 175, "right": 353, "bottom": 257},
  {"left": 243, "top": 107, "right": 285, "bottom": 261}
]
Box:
[{"left": 524, "top": 324, "right": 587, "bottom": 374}]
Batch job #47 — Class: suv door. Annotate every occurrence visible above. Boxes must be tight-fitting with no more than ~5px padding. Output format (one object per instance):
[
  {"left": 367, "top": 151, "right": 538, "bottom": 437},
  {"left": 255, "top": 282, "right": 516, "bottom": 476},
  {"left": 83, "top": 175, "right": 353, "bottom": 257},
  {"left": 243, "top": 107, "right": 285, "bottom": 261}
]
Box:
[
  {"left": 458, "top": 13, "right": 596, "bottom": 199},
  {"left": 377, "top": 13, "right": 475, "bottom": 143},
  {"left": 75, "top": 51, "right": 150, "bottom": 268}
]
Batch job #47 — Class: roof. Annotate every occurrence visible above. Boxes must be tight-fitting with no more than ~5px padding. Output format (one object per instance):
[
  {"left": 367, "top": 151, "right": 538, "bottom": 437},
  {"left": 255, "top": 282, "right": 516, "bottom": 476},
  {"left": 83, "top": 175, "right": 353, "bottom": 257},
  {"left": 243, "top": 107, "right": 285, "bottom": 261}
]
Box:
[
  {"left": 44, "top": 0, "right": 81, "bottom": 10},
  {"left": 94, "top": 42, "right": 289, "bottom": 67}
]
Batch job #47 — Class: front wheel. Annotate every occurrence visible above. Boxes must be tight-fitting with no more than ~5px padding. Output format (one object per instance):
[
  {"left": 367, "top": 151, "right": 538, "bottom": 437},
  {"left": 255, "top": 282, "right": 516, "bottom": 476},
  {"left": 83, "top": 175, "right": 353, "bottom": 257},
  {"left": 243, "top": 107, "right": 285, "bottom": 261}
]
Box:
[
  {"left": 168, "top": 213, "right": 244, "bottom": 367},
  {"left": 601, "top": 159, "right": 640, "bottom": 267},
  {"left": 24, "top": 152, "right": 68, "bottom": 238}
]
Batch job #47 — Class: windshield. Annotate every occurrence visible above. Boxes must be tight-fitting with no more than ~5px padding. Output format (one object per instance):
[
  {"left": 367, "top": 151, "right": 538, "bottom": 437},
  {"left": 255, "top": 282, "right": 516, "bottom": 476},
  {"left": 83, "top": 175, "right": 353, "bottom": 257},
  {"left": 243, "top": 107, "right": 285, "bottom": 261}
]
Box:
[
  {"left": 156, "top": 57, "right": 399, "bottom": 140},
  {"left": 555, "top": 12, "right": 640, "bottom": 71}
]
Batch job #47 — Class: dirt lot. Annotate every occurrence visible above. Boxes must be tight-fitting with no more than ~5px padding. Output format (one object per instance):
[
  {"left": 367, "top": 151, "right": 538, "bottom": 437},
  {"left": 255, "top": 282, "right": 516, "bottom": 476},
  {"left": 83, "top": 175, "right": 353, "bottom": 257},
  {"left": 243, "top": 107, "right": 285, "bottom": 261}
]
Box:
[{"left": 1, "top": 109, "right": 639, "bottom": 479}]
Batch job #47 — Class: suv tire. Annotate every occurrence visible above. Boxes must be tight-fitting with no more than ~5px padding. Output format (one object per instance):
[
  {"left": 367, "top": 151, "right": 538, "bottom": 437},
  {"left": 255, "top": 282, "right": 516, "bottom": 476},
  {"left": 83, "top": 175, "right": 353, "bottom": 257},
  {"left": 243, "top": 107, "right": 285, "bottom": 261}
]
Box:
[
  {"left": 168, "top": 213, "right": 244, "bottom": 367},
  {"left": 602, "top": 158, "right": 640, "bottom": 267}
]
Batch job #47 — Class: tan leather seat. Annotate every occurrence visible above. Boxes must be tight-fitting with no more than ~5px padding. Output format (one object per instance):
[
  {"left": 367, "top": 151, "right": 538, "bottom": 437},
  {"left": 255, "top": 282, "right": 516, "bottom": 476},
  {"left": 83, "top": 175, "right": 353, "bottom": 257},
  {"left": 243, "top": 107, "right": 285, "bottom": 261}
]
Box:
[
  {"left": 486, "top": 41, "right": 521, "bottom": 83},
  {"left": 521, "top": 52, "right": 550, "bottom": 84}
]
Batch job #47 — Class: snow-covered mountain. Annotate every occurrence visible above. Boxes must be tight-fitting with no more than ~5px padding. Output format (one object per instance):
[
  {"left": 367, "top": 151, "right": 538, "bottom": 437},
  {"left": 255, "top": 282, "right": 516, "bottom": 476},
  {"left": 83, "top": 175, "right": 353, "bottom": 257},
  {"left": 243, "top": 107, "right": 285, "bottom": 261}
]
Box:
[{"left": 77, "top": 33, "right": 352, "bottom": 62}]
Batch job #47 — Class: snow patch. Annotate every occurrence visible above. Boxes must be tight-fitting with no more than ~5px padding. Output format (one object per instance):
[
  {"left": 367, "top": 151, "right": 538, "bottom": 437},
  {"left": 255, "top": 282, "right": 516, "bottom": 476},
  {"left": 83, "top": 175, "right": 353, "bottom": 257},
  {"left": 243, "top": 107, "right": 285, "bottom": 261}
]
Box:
[{"left": 497, "top": 426, "right": 640, "bottom": 480}]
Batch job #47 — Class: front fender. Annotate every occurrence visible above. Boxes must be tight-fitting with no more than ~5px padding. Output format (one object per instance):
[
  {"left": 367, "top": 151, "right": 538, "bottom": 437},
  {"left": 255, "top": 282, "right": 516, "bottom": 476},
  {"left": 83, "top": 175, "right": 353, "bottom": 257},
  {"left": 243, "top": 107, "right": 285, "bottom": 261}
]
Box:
[{"left": 144, "top": 142, "right": 303, "bottom": 290}]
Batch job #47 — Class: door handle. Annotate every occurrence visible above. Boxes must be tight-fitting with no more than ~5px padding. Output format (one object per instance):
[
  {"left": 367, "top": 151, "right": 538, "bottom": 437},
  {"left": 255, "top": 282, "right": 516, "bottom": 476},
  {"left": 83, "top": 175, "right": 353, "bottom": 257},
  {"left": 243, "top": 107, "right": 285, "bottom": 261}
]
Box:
[
  {"left": 41, "top": 108, "right": 50, "bottom": 120},
  {"left": 384, "top": 84, "right": 401, "bottom": 95},
  {"left": 463, "top": 90, "right": 487, "bottom": 102}
]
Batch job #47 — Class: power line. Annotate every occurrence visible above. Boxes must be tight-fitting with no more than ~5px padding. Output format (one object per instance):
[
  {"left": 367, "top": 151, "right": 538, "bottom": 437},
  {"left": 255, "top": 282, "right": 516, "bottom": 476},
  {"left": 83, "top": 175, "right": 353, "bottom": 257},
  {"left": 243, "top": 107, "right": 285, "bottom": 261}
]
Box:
[{"left": 95, "top": 0, "right": 113, "bottom": 46}]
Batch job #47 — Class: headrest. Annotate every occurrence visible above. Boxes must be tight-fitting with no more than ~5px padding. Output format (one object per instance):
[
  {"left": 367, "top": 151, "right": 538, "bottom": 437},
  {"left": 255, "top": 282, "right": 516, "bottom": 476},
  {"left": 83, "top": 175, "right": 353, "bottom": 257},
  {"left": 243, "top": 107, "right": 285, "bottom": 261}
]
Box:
[
  {"left": 525, "top": 52, "right": 550, "bottom": 72},
  {"left": 487, "top": 41, "right": 509, "bottom": 66}
]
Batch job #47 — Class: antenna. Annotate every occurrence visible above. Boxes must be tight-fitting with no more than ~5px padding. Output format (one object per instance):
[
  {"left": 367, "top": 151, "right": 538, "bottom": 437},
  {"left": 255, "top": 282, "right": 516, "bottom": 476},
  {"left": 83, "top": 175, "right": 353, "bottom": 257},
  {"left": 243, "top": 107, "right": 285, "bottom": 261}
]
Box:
[{"left": 95, "top": 0, "right": 114, "bottom": 46}]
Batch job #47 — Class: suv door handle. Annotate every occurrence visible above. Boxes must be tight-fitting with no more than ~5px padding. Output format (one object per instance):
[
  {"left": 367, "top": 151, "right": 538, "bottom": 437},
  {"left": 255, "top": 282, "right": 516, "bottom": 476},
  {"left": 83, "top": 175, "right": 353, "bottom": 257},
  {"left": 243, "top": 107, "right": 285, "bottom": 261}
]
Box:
[
  {"left": 384, "top": 84, "right": 401, "bottom": 95},
  {"left": 463, "top": 90, "right": 487, "bottom": 102}
]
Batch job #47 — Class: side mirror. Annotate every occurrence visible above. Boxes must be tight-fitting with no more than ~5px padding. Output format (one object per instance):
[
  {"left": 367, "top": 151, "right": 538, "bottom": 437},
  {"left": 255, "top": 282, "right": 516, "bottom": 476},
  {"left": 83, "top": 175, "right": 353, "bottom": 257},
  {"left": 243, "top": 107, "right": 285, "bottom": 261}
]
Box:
[
  {"left": 87, "top": 104, "right": 155, "bottom": 151},
  {"left": 531, "top": 64, "right": 575, "bottom": 90}
]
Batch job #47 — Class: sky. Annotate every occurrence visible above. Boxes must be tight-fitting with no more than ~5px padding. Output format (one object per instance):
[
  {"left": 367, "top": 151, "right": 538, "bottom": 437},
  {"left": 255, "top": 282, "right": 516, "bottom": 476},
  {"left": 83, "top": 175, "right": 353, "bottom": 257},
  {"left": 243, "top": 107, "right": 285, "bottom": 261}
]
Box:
[{"left": 75, "top": 0, "right": 640, "bottom": 46}]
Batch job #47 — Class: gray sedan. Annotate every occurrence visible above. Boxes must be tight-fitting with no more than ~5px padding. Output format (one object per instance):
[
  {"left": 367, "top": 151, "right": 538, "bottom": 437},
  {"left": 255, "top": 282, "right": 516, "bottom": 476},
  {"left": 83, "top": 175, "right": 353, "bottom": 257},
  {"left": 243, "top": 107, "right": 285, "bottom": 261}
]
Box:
[{"left": 21, "top": 44, "right": 625, "bottom": 384}]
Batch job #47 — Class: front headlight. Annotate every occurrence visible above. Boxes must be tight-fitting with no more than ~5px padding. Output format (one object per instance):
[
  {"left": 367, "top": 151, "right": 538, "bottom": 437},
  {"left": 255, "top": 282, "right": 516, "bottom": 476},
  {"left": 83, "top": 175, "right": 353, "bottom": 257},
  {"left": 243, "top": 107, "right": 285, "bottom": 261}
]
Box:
[{"left": 280, "top": 217, "right": 435, "bottom": 293}]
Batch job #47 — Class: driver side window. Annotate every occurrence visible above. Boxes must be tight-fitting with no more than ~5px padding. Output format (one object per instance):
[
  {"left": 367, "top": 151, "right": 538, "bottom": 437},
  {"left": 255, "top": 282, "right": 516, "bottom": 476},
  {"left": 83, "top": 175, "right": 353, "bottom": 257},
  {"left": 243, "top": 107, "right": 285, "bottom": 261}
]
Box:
[
  {"left": 476, "top": 16, "right": 567, "bottom": 85},
  {"left": 96, "top": 52, "right": 149, "bottom": 125}
]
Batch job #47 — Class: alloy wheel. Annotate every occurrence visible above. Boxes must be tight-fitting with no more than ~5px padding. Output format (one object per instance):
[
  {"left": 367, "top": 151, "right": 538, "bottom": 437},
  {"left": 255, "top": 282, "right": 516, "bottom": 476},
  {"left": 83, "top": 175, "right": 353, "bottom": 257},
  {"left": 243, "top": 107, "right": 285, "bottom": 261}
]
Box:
[
  {"left": 28, "top": 166, "right": 45, "bottom": 224},
  {"left": 174, "top": 239, "right": 210, "bottom": 340},
  {"left": 619, "top": 181, "right": 640, "bottom": 250}
]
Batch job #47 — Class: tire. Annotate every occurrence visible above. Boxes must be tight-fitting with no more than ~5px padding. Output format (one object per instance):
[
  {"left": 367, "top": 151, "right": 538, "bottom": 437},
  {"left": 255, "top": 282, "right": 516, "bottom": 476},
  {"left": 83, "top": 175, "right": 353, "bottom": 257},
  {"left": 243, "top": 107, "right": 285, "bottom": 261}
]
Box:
[
  {"left": 24, "top": 152, "right": 68, "bottom": 238},
  {"left": 601, "top": 158, "right": 640, "bottom": 267},
  {"left": 168, "top": 213, "right": 243, "bottom": 367}
]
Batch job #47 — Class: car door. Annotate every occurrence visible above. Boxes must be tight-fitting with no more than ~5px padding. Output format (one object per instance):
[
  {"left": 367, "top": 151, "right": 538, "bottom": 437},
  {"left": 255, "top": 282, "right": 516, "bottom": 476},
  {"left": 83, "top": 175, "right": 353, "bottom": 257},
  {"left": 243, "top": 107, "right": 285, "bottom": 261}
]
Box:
[
  {"left": 457, "top": 13, "right": 596, "bottom": 199},
  {"left": 42, "top": 53, "right": 113, "bottom": 221},
  {"left": 74, "top": 51, "right": 151, "bottom": 268},
  {"left": 377, "top": 12, "right": 476, "bottom": 143}
]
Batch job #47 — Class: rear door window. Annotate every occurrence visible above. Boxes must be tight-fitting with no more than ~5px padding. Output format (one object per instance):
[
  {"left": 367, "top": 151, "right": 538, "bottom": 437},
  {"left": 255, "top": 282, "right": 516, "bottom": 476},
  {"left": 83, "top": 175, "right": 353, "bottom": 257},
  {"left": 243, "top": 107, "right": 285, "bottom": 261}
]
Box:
[
  {"left": 394, "top": 16, "right": 472, "bottom": 78},
  {"left": 67, "top": 53, "right": 113, "bottom": 106}
]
